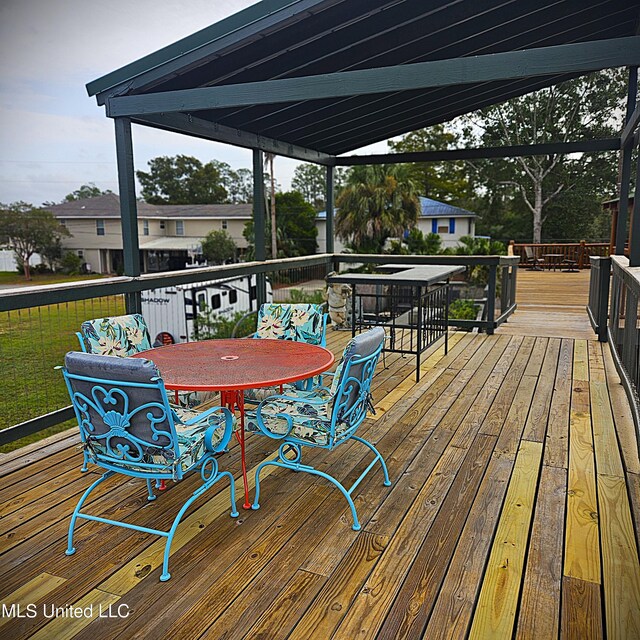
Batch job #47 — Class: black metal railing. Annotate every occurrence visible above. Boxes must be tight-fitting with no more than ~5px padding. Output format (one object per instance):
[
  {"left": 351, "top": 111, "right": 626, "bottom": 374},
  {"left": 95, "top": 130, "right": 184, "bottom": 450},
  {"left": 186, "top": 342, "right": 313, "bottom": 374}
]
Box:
[
  {"left": 587, "top": 256, "right": 611, "bottom": 342},
  {"left": 334, "top": 254, "right": 519, "bottom": 334},
  {"left": 0, "top": 253, "right": 517, "bottom": 446}
]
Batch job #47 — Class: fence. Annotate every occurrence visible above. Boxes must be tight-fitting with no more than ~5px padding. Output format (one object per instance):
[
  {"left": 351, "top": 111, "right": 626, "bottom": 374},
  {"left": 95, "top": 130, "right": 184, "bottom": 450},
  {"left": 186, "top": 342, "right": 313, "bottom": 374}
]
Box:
[
  {"left": 0, "top": 253, "right": 517, "bottom": 447},
  {"left": 588, "top": 255, "right": 640, "bottom": 445},
  {"left": 509, "top": 241, "right": 609, "bottom": 269}
]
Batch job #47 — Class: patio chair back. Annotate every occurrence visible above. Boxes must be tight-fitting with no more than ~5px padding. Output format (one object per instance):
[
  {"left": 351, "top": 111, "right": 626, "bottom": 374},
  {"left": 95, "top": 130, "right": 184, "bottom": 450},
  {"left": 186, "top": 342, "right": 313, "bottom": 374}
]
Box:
[
  {"left": 524, "top": 246, "right": 537, "bottom": 261},
  {"left": 77, "top": 313, "right": 152, "bottom": 357},
  {"left": 62, "top": 351, "right": 180, "bottom": 478},
  {"left": 329, "top": 327, "right": 385, "bottom": 438},
  {"left": 255, "top": 303, "right": 327, "bottom": 346}
]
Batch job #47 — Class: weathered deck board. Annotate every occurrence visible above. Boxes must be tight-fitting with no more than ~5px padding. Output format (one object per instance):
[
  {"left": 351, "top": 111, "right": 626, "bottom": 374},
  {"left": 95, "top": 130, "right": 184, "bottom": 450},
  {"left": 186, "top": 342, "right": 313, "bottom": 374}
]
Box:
[{"left": 1, "top": 320, "right": 639, "bottom": 640}]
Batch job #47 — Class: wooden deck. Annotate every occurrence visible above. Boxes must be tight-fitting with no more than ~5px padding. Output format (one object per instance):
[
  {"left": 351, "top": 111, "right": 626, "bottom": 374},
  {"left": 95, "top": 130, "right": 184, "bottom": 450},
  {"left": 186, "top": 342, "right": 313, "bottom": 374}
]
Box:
[{"left": 1, "top": 301, "right": 640, "bottom": 638}]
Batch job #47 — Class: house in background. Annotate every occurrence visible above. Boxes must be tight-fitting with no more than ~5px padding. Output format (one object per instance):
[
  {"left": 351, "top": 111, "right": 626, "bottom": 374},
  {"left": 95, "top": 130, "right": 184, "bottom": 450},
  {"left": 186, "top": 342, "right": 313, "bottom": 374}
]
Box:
[
  {"left": 46, "top": 194, "right": 477, "bottom": 274},
  {"left": 417, "top": 197, "right": 476, "bottom": 248},
  {"left": 46, "top": 194, "right": 251, "bottom": 274},
  {"left": 316, "top": 196, "right": 477, "bottom": 252}
]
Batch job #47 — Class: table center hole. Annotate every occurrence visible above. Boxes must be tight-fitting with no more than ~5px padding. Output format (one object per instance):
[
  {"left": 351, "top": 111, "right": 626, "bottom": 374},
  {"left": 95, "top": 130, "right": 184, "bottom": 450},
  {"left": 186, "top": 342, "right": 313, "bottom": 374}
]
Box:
[{"left": 220, "top": 355, "right": 239, "bottom": 361}]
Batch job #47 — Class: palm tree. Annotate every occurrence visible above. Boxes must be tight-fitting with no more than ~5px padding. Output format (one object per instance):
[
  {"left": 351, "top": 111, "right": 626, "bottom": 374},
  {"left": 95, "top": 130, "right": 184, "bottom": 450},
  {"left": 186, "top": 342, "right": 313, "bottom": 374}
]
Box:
[{"left": 335, "top": 165, "right": 420, "bottom": 253}]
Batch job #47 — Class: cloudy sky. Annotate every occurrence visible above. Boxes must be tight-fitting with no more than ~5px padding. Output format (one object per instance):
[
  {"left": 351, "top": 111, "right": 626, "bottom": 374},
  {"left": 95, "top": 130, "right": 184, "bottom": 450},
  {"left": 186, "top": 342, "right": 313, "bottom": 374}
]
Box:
[{"left": 0, "top": 0, "right": 386, "bottom": 206}]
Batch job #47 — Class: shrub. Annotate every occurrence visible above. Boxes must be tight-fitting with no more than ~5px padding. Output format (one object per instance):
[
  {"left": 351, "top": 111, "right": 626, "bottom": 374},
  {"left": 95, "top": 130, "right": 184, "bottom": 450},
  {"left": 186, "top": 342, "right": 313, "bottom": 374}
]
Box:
[
  {"left": 193, "top": 308, "right": 257, "bottom": 340},
  {"left": 448, "top": 298, "right": 479, "bottom": 320}
]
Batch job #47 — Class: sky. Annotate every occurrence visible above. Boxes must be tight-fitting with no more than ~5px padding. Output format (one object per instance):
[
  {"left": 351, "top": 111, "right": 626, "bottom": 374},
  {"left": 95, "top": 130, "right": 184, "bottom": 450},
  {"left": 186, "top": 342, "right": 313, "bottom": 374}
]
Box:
[{"left": 0, "top": 0, "right": 386, "bottom": 207}]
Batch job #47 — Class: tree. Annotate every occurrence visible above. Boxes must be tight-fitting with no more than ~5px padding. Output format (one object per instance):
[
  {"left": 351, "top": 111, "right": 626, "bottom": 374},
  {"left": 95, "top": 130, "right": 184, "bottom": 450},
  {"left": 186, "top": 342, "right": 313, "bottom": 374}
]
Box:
[
  {"left": 335, "top": 164, "right": 420, "bottom": 253},
  {"left": 291, "top": 163, "right": 348, "bottom": 210},
  {"left": 0, "top": 202, "right": 71, "bottom": 280},
  {"left": 63, "top": 183, "right": 113, "bottom": 202},
  {"left": 201, "top": 229, "right": 237, "bottom": 264},
  {"left": 462, "top": 70, "right": 625, "bottom": 242},
  {"left": 388, "top": 125, "right": 473, "bottom": 203},
  {"left": 225, "top": 167, "right": 253, "bottom": 204},
  {"left": 243, "top": 191, "right": 317, "bottom": 259},
  {"left": 136, "top": 155, "right": 228, "bottom": 204}
]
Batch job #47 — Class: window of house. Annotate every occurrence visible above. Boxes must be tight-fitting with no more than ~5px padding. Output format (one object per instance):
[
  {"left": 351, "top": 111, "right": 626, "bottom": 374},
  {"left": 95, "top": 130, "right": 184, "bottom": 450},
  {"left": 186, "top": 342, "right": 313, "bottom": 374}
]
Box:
[
  {"left": 77, "top": 250, "right": 84, "bottom": 259},
  {"left": 143, "top": 220, "right": 149, "bottom": 236},
  {"left": 175, "top": 220, "right": 184, "bottom": 236},
  {"left": 222, "top": 220, "right": 228, "bottom": 230},
  {"left": 59, "top": 219, "right": 66, "bottom": 227},
  {"left": 160, "top": 221, "right": 165, "bottom": 230},
  {"left": 96, "top": 219, "right": 105, "bottom": 236},
  {"left": 437, "top": 225, "right": 449, "bottom": 234}
]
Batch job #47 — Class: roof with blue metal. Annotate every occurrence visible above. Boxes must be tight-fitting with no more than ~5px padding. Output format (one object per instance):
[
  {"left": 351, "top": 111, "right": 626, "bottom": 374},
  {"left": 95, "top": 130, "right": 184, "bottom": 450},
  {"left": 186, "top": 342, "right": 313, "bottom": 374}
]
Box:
[{"left": 316, "top": 196, "right": 476, "bottom": 219}]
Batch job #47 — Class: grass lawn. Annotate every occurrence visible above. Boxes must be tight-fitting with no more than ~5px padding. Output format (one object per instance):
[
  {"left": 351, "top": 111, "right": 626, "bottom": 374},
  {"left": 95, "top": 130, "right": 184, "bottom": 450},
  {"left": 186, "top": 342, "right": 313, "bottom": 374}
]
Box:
[
  {"left": 0, "top": 294, "right": 125, "bottom": 453},
  {"left": 0, "top": 271, "right": 105, "bottom": 286}
]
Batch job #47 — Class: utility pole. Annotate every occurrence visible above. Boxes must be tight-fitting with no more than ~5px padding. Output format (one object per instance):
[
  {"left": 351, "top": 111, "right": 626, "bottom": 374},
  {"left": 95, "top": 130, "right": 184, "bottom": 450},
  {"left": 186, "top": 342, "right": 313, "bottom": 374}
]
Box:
[{"left": 265, "top": 153, "right": 277, "bottom": 259}]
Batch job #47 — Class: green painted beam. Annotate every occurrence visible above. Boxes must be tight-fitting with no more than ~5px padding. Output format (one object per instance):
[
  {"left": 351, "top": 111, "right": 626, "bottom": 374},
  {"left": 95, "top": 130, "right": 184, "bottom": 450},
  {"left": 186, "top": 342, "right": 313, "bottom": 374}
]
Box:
[
  {"left": 325, "top": 165, "right": 334, "bottom": 253},
  {"left": 107, "top": 36, "right": 640, "bottom": 116},
  {"left": 130, "top": 112, "right": 334, "bottom": 165},
  {"left": 620, "top": 99, "right": 640, "bottom": 148},
  {"left": 335, "top": 138, "right": 621, "bottom": 165}
]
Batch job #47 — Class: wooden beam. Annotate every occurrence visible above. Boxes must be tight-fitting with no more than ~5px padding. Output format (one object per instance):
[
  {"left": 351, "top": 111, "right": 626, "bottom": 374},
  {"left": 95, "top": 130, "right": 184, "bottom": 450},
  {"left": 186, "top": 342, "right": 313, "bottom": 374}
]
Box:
[
  {"left": 107, "top": 37, "right": 640, "bottom": 117},
  {"left": 616, "top": 67, "right": 638, "bottom": 254},
  {"left": 130, "top": 112, "right": 334, "bottom": 165},
  {"left": 335, "top": 139, "right": 621, "bottom": 165},
  {"left": 620, "top": 100, "right": 640, "bottom": 148},
  {"left": 114, "top": 117, "right": 142, "bottom": 314}
]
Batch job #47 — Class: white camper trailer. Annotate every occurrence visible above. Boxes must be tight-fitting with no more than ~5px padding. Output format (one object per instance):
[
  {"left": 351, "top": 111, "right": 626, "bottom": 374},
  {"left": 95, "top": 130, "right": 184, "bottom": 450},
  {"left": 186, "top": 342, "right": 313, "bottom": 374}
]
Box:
[{"left": 141, "top": 274, "right": 272, "bottom": 345}]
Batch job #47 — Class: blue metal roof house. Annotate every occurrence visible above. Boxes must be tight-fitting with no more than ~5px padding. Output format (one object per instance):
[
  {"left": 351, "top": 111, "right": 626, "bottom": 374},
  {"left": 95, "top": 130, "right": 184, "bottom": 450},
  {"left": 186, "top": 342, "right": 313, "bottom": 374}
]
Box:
[{"left": 316, "top": 197, "right": 477, "bottom": 251}]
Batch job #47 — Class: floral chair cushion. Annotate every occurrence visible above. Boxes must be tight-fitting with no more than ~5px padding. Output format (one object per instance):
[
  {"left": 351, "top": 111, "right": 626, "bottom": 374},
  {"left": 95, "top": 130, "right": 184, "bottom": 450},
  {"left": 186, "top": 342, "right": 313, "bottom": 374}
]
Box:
[
  {"left": 245, "top": 387, "right": 351, "bottom": 446},
  {"left": 255, "top": 304, "right": 325, "bottom": 345},
  {"left": 80, "top": 314, "right": 152, "bottom": 357},
  {"left": 86, "top": 406, "right": 231, "bottom": 477}
]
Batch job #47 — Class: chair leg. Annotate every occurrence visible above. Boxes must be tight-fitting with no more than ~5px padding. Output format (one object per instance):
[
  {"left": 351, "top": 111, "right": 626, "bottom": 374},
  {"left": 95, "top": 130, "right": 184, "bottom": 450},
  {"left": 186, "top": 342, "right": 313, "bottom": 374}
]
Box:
[
  {"left": 66, "top": 472, "right": 113, "bottom": 555},
  {"left": 350, "top": 435, "right": 392, "bottom": 487},
  {"left": 160, "top": 470, "right": 238, "bottom": 582},
  {"left": 146, "top": 479, "right": 157, "bottom": 501}
]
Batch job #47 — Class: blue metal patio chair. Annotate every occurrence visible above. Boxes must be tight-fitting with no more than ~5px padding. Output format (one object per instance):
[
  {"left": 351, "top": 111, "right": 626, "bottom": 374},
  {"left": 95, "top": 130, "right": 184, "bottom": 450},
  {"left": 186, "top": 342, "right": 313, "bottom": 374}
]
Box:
[
  {"left": 61, "top": 351, "right": 238, "bottom": 582},
  {"left": 246, "top": 303, "right": 329, "bottom": 402},
  {"left": 245, "top": 326, "right": 390, "bottom": 531}
]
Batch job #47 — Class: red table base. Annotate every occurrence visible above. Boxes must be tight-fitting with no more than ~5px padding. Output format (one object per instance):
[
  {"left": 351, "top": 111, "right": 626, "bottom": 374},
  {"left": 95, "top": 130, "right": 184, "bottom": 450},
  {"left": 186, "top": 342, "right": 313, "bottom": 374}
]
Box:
[{"left": 220, "top": 389, "right": 251, "bottom": 509}]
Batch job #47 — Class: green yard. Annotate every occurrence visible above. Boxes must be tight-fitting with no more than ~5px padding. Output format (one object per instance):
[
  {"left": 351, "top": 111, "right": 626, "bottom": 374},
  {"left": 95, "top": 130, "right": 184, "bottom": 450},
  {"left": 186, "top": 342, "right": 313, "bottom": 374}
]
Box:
[{"left": 0, "top": 294, "right": 125, "bottom": 452}]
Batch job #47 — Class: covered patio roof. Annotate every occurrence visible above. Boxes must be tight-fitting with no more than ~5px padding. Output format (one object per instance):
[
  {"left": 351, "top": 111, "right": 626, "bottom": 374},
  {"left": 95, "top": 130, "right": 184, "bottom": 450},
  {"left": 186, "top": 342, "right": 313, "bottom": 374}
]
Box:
[{"left": 88, "top": 0, "right": 640, "bottom": 162}]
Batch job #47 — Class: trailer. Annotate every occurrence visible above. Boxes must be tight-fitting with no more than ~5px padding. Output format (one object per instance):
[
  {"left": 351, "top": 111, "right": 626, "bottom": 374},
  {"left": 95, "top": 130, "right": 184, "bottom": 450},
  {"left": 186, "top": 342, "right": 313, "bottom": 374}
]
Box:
[{"left": 141, "top": 274, "right": 272, "bottom": 345}]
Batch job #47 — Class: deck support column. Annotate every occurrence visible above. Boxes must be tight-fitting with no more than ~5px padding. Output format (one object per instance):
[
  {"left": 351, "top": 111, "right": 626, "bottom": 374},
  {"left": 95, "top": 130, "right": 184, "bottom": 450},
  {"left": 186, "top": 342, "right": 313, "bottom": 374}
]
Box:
[
  {"left": 486, "top": 264, "right": 497, "bottom": 335},
  {"left": 325, "top": 165, "right": 335, "bottom": 254},
  {"left": 114, "top": 117, "right": 141, "bottom": 313},
  {"left": 615, "top": 66, "right": 637, "bottom": 255},
  {"left": 630, "top": 154, "right": 640, "bottom": 267},
  {"left": 253, "top": 149, "right": 267, "bottom": 306}
]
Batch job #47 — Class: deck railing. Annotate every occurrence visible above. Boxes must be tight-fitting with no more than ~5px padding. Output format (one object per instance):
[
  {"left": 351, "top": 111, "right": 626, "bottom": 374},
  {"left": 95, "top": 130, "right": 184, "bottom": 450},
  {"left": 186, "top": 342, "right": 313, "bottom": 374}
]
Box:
[
  {"left": 0, "top": 253, "right": 517, "bottom": 446},
  {"left": 509, "top": 241, "right": 610, "bottom": 269},
  {"left": 587, "top": 256, "right": 611, "bottom": 342},
  {"left": 589, "top": 255, "right": 640, "bottom": 441}
]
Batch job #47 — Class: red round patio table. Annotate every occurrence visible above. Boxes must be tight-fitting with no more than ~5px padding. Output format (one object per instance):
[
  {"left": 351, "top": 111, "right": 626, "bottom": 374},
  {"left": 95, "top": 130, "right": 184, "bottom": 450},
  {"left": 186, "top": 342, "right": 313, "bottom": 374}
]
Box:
[{"left": 132, "top": 339, "right": 335, "bottom": 508}]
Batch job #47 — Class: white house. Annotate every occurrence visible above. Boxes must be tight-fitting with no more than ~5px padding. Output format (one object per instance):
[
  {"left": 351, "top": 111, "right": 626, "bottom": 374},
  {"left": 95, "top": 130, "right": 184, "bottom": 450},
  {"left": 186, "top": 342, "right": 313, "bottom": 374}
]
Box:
[{"left": 46, "top": 194, "right": 252, "bottom": 274}]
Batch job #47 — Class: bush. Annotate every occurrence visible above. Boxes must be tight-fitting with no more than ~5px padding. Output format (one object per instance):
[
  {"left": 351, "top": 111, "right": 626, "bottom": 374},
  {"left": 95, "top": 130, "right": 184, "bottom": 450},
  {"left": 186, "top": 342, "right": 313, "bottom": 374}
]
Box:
[
  {"left": 60, "top": 251, "right": 82, "bottom": 275},
  {"left": 193, "top": 308, "right": 257, "bottom": 340},
  {"left": 286, "top": 288, "right": 325, "bottom": 305},
  {"left": 448, "top": 299, "right": 479, "bottom": 320}
]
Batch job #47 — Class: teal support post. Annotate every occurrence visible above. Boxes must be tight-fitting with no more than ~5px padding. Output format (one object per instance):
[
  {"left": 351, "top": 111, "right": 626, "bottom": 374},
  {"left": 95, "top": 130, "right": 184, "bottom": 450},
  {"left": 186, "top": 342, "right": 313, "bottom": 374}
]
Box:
[
  {"left": 630, "top": 153, "right": 640, "bottom": 267},
  {"left": 325, "top": 165, "right": 334, "bottom": 254},
  {"left": 114, "top": 117, "right": 141, "bottom": 313},
  {"left": 616, "top": 66, "right": 637, "bottom": 255},
  {"left": 253, "top": 149, "right": 267, "bottom": 306}
]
